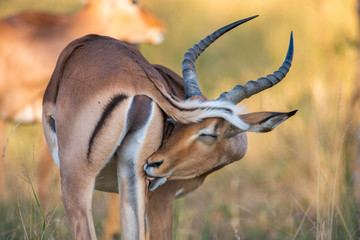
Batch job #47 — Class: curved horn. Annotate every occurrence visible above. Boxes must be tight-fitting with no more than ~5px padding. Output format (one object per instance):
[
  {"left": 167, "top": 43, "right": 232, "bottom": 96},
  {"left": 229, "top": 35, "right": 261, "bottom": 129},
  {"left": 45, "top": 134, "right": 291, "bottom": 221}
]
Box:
[
  {"left": 182, "top": 15, "right": 259, "bottom": 99},
  {"left": 216, "top": 32, "right": 294, "bottom": 104}
]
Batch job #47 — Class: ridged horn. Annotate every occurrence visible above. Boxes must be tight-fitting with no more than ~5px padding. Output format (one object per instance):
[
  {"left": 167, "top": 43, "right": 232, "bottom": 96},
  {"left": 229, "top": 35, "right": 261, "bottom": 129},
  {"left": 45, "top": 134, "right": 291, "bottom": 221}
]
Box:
[
  {"left": 182, "top": 15, "right": 259, "bottom": 99},
  {"left": 216, "top": 31, "right": 294, "bottom": 104}
]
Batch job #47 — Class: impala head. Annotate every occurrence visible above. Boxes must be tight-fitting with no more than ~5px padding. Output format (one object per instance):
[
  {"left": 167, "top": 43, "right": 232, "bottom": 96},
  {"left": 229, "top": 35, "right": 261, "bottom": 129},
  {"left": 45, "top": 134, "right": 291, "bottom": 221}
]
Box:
[
  {"left": 90, "top": 0, "right": 165, "bottom": 44},
  {"left": 144, "top": 15, "right": 296, "bottom": 190}
]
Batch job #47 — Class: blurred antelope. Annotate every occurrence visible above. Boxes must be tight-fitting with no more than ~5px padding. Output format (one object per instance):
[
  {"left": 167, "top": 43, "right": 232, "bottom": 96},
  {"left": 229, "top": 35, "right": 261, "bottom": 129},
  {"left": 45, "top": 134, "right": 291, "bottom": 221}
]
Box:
[
  {"left": 42, "top": 16, "right": 295, "bottom": 239},
  {"left": 0, "top": 0, "right": 164, "bottom": 202},
  {"left": 0, "top": 0, "right": 164, "bottom": 123}
]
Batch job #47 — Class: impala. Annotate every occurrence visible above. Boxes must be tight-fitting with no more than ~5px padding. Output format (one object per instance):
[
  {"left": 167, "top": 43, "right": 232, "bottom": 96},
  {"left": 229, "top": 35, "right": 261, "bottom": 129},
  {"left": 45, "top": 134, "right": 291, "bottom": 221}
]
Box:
[
  {"left": 0, "top": 0, "right": 165, "bottom": 201},
  {"left": 43, "top": 15, "right": 295, "bottom": 239}
]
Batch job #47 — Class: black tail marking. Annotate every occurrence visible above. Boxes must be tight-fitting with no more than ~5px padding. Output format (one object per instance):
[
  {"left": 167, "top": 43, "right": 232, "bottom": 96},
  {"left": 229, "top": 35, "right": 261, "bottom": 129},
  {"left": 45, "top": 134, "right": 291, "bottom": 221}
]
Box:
[{"left": 49, "top": 117, "right": 56, "bottom": 133}]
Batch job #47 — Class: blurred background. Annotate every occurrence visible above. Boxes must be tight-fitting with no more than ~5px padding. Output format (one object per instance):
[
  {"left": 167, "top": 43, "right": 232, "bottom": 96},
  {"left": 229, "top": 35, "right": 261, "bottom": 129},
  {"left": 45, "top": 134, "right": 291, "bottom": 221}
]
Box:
[{"left": 0, "top": 0, "right": 359, "bottom": 239}]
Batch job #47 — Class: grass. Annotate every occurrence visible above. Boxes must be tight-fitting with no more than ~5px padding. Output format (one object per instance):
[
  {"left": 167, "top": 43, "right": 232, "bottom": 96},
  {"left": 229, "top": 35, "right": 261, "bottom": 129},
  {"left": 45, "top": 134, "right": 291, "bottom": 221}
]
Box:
[{"left": 1, "top": 0, "right": 360, "bottom": 239}]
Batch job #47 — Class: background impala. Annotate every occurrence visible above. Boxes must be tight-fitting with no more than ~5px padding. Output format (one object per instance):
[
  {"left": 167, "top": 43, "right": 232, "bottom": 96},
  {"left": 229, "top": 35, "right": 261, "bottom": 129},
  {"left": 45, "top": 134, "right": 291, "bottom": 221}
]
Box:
[{"left": 1, "top": 0, "right": 358, "bottom": 239}]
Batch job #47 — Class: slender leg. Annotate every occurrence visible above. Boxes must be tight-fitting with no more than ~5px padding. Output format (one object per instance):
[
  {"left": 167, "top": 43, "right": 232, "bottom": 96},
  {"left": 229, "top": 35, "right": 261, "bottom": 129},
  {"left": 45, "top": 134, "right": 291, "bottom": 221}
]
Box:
[
  {"left": 147, "top": 177, "right": 207, "bottom": 239},
  {"left": 115, "top": 97, "right": 163, "bottom": 240},
  {"left": 117, "top": 150, "right": 147, "bottom": 240},
  {"left": 61, "top": 169, "right": 97, "bottom": 240},
  {"left": 147, "top": 182, "right": 179, "bottom": 240}
]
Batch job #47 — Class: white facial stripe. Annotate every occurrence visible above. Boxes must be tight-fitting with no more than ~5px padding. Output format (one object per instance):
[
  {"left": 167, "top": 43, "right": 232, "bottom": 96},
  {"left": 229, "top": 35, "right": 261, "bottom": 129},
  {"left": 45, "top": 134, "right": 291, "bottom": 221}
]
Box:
[
  {"left": 198, "top": 128, "right": 216, "bottom": 136},
  {"left": 188, "top": 125, "right": 218, "bottom": 141},
  {"left": 188, "top": 133, "right": 199, "bottom": 142}
]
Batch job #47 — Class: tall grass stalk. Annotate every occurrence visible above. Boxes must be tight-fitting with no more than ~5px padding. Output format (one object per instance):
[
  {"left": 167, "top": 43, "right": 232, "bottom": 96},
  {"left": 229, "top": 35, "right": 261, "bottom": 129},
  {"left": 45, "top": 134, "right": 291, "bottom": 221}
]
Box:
[
  {"left": 292, "top": 205, "right": 312, "bottom": 240},
  {"left": 2, "top": 122, "right": 21, "bottom": 160},
  {"left": 17, "top": 194, "right": 29, "bottom": 240}
]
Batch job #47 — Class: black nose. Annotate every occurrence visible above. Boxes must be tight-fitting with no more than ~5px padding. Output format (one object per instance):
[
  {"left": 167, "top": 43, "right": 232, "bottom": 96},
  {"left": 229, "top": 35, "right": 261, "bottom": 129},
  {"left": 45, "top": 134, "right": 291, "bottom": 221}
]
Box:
[{"left": 146, "top": 160, "right": 164, "bottom": 169}]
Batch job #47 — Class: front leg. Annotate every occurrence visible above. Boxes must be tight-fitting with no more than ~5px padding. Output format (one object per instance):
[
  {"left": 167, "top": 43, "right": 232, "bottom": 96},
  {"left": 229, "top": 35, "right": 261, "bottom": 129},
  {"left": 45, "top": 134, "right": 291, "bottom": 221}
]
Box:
[
  {"left": 147, "top": 181, "right": 180, "bottom": 240},
  {"left": 117, "top": 153, "right": 146, "bottom": 239},
  {"left": 116, "top": 96, "right": 164, "bottom": 240},
  {"left": 147, "top": 176, "right": 207, "bottom": 239},
  {"left": 60, "top": 162, "right": 97, "bottom": 240}
]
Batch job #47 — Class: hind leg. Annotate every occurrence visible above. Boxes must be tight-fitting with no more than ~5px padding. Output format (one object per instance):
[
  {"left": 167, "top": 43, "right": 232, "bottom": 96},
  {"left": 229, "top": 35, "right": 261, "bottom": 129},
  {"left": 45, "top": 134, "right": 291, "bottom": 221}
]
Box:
[
  {"left": 60, "top": 164, "right": 97, "bottom": 240},
  {"left": 115, "top": 98, "right": 164, "bottom": 240},
  {"left": 116, "top": 149, "right": 147, "bottom": 240}
]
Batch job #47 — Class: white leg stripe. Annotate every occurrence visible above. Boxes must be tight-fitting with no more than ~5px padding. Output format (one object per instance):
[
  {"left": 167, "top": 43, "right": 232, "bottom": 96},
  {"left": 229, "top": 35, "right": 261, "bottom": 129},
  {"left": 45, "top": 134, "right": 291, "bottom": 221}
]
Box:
[{"left": 116, "top": 99, "right": 155, "bottom": 239}]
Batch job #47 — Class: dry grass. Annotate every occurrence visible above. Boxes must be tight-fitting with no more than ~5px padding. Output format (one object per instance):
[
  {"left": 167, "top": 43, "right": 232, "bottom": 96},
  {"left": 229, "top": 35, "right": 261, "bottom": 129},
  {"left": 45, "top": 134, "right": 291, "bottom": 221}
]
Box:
[{"left": 0, "top": 0, "right": 359, "bottom": 239}]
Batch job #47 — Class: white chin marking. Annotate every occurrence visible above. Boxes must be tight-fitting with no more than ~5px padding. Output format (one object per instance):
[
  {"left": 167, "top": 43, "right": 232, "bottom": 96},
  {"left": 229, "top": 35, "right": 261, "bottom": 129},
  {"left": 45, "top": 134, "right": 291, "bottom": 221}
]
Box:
[
  {"left": 149, "top": 177, "right": 167, "bottom": 191},
  {"left": 151, "top": 33, "right": 164, "bottom": 44}
]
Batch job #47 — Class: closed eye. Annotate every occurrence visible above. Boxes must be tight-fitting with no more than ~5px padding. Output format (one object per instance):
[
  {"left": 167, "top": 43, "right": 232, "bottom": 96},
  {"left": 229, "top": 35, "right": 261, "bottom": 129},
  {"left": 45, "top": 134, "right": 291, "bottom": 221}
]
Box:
[
  {"left": 199, "top": 133, "right": 218, "bottom": 139},
  {"left": 198, "top": 132, "right": 218, "bottom": 145},
  {"left": 198, "top": 129, "right": 218, "bottom": 139},
  {"left": 198, "top": 129, "right": 219, "bottom": 145}
]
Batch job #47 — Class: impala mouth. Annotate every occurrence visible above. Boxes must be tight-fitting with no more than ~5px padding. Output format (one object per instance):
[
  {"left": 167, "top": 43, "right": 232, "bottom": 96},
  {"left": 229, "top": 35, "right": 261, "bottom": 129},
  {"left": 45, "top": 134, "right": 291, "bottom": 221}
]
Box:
[{"left": 143, "top": 160, "right": 164, "bottom": 176}]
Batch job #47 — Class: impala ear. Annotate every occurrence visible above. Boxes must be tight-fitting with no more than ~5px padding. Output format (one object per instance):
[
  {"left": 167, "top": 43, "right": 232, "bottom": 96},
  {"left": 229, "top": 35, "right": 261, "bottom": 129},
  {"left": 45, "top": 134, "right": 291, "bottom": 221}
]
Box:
[
  {"left": 162, "top": 117, "right": 176, "bottom": 142},
  {"left": 225, "top": 110, "right": 297, "bottom": 138},
  {"left": 241, "top": 110, "right": 297, "bottom": 133}
]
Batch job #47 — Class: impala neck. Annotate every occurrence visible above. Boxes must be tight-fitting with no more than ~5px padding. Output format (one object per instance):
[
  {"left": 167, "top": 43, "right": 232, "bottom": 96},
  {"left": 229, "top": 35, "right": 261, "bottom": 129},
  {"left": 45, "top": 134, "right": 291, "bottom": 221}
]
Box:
[{"left": 69, "top": 2, "right": 106, "bottom": 38}]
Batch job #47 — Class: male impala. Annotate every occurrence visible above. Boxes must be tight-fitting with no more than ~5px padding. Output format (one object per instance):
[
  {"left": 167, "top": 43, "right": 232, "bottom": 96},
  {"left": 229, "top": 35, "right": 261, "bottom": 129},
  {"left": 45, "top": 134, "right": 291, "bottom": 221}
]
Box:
[
  {"left": 43, "top": 15, "right": 295, "bottom": 239},
  {"left": 0, "top": 0, "right": 165, "bottom": 201}
]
